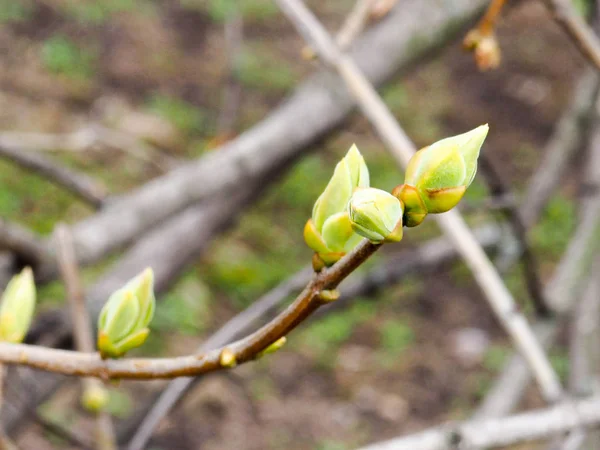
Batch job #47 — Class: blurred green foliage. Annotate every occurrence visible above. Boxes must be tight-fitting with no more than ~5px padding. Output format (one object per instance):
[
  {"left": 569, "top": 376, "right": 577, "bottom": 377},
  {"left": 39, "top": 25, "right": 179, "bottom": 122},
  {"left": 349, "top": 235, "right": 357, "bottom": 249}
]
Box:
[
  {"left": 378, "top": 319, "right": 415, "bottom": 355},
  {"left": 482, "top": 344, "right": 510, "bottom": 372},
  {"left": 317, "top": 441, "right": 349, "bottom": 450},
  {"left": 41, "top": 36, "right": 96, "bottom": 79},
  {"left": 61, "top": 0, "right": 149, "bottom": 24},
  {"left": 147, "top": 94, "right": 207, "bottom": 134},
  {"left": 0, "top": 0, "right": 33, "bottom": 23},
  {"left": 181, "top": 0, "right": 278, "bottom": 23},
  {"left": 531, "top": 194, "right": 577, "bottom": 258},
  {"left": 237, "top": 47, "right": 297, "bottom": 92}
]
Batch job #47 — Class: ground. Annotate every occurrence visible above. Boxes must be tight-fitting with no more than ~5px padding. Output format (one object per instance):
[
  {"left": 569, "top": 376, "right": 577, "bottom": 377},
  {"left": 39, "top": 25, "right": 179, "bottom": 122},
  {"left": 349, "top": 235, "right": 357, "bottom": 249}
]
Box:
[{"left": 0, "top": 1, "right": 589, "bottom": 449}]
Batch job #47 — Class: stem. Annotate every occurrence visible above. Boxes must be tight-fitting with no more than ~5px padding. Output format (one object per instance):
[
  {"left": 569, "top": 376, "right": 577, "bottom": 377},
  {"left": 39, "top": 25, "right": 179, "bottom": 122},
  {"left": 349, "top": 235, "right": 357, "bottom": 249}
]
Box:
[
  {"left": 0, "top": 240, "right": 380, "bottom": 379},
  {"left": 0, "top": 366, "right": 18, "bottom": 450}
]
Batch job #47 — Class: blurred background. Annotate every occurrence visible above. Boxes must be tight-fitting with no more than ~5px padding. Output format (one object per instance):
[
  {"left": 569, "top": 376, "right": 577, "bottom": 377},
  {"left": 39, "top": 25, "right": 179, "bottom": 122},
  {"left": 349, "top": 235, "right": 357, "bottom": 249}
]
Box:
[{"left": 0, "top": 0, "right": 597, "bottom": 449}]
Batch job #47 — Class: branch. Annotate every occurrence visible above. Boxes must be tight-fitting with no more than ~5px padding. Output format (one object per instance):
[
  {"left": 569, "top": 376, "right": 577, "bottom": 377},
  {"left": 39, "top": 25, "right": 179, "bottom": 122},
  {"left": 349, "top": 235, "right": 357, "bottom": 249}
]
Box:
[
  {"left": 55, "top": 226, "right": 116, "bottom": 450},
  {"left": 276, "top": 0, "right": 563, "bottom": 403},
  {"left": 0, "top": 144, "right": 106, "bottom": 209},
  {"left": 0, "top": 221, "right": 50, "bottom": 271},
  {"left": 358, "top": 395, "right": 600, "bottom": 450},
  {"left": 542, "top": 0, "right": 600, "bottom": 71},
  {"left": 476, "top": 116, "right": 600, "bottom": 419},
  {"left": 0, "top": 239, "right": 380, "bottom": 379}
]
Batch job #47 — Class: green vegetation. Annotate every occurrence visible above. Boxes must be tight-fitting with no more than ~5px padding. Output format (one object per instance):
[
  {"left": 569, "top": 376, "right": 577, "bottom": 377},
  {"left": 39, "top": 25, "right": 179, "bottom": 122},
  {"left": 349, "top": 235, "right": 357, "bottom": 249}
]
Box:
[
  {"left": 0, "top": 0, "right": 33, "bottom": 23},
  {"left": 61, "top": 0, "right": 153, "bottom": 24},
  {"left": 181, "top": 0, "right": 278, "bottom": 23},
  {"left": 237, "top": 46, "right": 297, "bottom": 92},
  {"left": 147, "top": 94, "right": 207, "bottom": 134},
  {"left": 531, "top": 194, "right": 577, "bottom": 258},
  {"left": 41, "top": 36, "right": 97, "bottom": 79},
  {"left": 482, "top": 344, "right": 510, "bottom": 372},
  {"left": 378, "top": 319, "right": 415, "bottom": 355}
]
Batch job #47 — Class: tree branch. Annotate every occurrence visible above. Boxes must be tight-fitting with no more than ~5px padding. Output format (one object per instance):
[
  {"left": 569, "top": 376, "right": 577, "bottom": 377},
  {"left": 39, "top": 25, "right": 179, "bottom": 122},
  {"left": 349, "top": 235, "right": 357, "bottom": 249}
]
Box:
[
  {"left": 0, "top": 144, "right": 106, "bottom": 209},
  {"left": 0, "top": 239, "right": 380, "bottom": 379},
  {"left": 358, "top": 395, "right": 600, "bottom": 450}
]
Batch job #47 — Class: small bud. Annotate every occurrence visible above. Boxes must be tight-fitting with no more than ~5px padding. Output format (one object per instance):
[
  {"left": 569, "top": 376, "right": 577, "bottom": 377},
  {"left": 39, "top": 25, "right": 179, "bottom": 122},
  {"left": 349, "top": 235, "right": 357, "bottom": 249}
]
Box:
[
  {"left": 97, "top": 268, "right": 155, "bottom": 359},
  {"left": 219, "top": 348, "right": 237, "bottom": 368},
  {"left": 305, "top": 144, "right": 370, "bottom": 265},
  {"left": 318, "top": 289, "right": 340, "bottom": 303},
  {"left": 0, "top": 267, "right": 36, "bottom": 343},
  {"left": 401, "top": 125, "right": 488, "bottom": 216},
  {"left": 348, "top": 188, "right": 403, "bottom": 243},
  {"left": 81, "top": 384, "right": 109, "bottom": 413},
  {"left": 463, "top": 30, "right": 501, "bottom": 71},
  {"left": 257, "top": 337, "right": 287, "bottom": 358}
]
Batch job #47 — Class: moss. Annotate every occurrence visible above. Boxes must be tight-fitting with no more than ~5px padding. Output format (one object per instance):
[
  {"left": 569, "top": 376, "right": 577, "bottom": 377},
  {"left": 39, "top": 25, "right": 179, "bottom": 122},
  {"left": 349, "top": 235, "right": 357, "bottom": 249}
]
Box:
[{"left": 41, "top": 35, "right": 97, "bottom": 80}]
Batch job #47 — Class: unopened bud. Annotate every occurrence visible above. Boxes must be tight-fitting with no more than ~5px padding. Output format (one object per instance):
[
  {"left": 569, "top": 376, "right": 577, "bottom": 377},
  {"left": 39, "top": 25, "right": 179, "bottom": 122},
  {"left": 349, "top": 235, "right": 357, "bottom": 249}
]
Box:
[
  {"left": 305, "top": 144, "right": 370, "bottom": 265},
  {"left": 464, "top": 30, "right": 501, "bottom": 71},
  {"left": 97, "top": 268, "right": 155, "bottom": 359},
  {"left": 0, "top": 267, "right": 36, "bottom": 343},
  {"left": 81, "top": 383, "right": 109, "bottom": 413},
  {"left": 348, "top": 188, "right": 403, "bottom": 243},
  {"left": 400, "top": 125, "right": 488, "bottom": 216},
  {"left": 257, "top": 337, "right": 287, "bottom": 358},
  {"left": 219, "top": 348, "right": 237, "bottom": 368}
]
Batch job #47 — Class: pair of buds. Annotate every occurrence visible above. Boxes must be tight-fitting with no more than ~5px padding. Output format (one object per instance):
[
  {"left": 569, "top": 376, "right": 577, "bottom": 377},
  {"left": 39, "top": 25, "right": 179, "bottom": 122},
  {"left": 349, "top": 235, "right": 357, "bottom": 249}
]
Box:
[{"left": 304, "top": 125, "right": 489, "bottom": 267}]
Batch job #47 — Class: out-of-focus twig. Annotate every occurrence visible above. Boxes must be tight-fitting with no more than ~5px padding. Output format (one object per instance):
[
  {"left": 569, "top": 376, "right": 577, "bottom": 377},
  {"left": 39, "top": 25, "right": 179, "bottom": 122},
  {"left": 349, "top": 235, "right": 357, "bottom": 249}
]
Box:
[
  {"left": 0, "top": 220, "right": 50, "bottom": 271},
  {"left": 479, "top": 154, "right": 549, "bottom": 316},
  {"left": 55, "top": 226, "right": 116, "bottom": 450},
  {"left": 0, "top": 144, "right": 105, "bottom": 208},
  {"left": 277, "top": 0, "right": 563, "bottom": 404},
  {"left": 0, "top": 367, "right": 18, "bottom": 450},
  {"left": 542, "top": 0, "right": 600, "bottom": 71},
  {"left": 358, "top": 395, "right": 600, "bottom": 450}
]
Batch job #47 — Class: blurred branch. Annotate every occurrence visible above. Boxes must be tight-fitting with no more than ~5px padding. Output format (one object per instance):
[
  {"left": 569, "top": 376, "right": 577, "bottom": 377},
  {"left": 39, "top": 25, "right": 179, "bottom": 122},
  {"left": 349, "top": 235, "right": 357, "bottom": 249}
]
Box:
[
  {"left": 358, "top": 395, "right": 600, "bottom": 450},
  {"left": 0, "top": 366, "right": 18, "bottom": 450},
  {"left": 542, "top": 0, "right": 600, "bottom": 71},
  {"left": 277, "top": 0, "right": 563, "bottom": 403},
  {"left": 479, "top": 154, "right": 549, "bottom": 316},
  {"left": 0, "top": 221, "right": 50, "bottom": 272},
  {"left": 521, "top": 70, "right": 600, "bottom": 228},
  {"left": 0, "top": 125, "right": 176, "bottom": 172},
  {"left": 0, "top": 144, "right": 106, "bottom": 208},
  {"left": 476, "top": 115, "right": 600, "bottom": 419},
  {"left": 55, "top": 226, "right": 116, "bottom": 450}
]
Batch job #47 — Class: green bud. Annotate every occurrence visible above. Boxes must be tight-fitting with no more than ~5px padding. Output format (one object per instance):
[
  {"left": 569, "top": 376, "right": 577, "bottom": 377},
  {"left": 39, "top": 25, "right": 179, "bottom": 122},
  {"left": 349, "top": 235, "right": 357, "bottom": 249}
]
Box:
[
  {"left": 97, "top": 268, "right": 155, "bottom": 359},
  {"left": 219, "top": 348, "right": 237, "bottom": 368},
  {"left": 348, "top": 188, "right": 403, "bottom": 243},
  {"left": 257, "top": 337, "right": 287, "bottom": 358},
  {"left": 0, "top": 267, "right": 36, "bottom": 343},
  {"left": 304, "top": 144, "right": 370, "bottom": 265},
  {"left": 401, "top": 124, "right": 488, "bottom": 216},
  {"left": 81, "top": 384, "right": 110, "bottom": 413}
]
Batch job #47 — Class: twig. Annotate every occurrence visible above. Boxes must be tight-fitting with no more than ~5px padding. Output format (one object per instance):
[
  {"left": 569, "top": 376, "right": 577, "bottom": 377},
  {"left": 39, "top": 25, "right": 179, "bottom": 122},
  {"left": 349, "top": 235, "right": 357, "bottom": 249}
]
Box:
[
  {"left": 276, "top": 0, "right": 563, "bottom": 403},
  {"left": 542, "top": 0, "right": 600, "bottom": 71},
  {"left": 336, "top": 0, "right": 378, "bottom": 50},
  {"left": 478, "top": 0, "right": 507, "bottom": 35},
  {"left": 0, "top": 367, "right": 18, "bottom": 450},
  {"left": 216, "top": 10, "right": 243, "bottom": 139},
  {"left": 0, "top": 239, "right": 380, "bottom": 378},
  {"left": 0, "top": 144, "right": 105, "bottom": 208},
  {"left": 479, "top": 154, "right": 550, "bottom": 316},
  {"left": 521, "top": 70, "right": 600, "bottom": 228},
  {"left": 476, "top": 117, "right": 600, "bottom": 419},
  {"left": 0, "top": 126, "right": 176, "bottom": 172},
  {"left": 0, "top": 220, "right": 50, "bottom": 271},
  {"left": 55, "top": 225, "right": 116, "bottom": 450},
  {"left": 358, "top": 395, "right": 600, "bottom": 450}
]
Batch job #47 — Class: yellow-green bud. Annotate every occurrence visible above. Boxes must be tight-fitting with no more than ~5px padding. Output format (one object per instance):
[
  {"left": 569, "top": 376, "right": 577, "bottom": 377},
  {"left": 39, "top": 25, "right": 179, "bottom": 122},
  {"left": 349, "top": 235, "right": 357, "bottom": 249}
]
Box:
[
  {"left": 257, "top": 336, "right": 287, "bottom": 358},
  {"left": 97, "top": 268, "right": 155, "bottom": 359},
  {"left": 219, "top": 348, "right": 237, "bottom": 368},
  {"left": 0, "top": 267, "right": 36, "bottom": 343},
  {"left": 348, "top": 188, "right": 403, "bottom": 243},
  {"left": 304, "top": 144, "right": 370, "bottom": 266},
  {"left": 399, "top": 124, "right": 488, "bottom": 219},
  {"left": 81, "top": 384, "right": 110, "bottom": 413}
]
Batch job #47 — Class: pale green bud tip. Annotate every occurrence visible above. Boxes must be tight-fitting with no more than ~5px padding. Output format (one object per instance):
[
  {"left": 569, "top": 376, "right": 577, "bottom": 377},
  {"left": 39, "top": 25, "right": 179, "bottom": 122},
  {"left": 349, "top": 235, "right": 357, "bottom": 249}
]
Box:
[
  {"left": 348, "top": 188, "right": 403, "bottom": 243},
  {"left": 81, "top": 384, "right": 109, "bottom": 413},
  {"left": 97, "top": 267, "right": 156, "bottom": 358},
  {"left": 0, "top": 267, "right": 37, "bottom": 343},
  {"left": 404, "top": 125, "right": 488, "bottom": 214},
  {"left": 257, "top": 337, "right": 287, "bottom": 359}
]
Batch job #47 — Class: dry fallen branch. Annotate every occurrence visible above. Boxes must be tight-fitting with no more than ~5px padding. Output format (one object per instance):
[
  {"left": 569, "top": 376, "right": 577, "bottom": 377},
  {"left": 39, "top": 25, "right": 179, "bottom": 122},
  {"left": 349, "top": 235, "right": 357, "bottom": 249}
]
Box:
[{"left": 358, "top": 395, "right": 600, "bottom": 450}]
